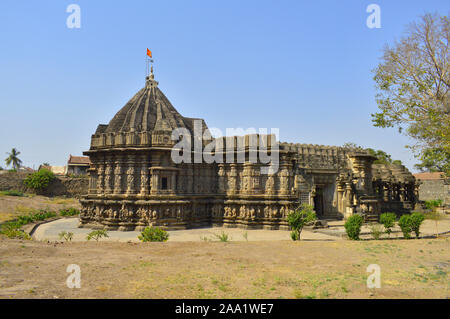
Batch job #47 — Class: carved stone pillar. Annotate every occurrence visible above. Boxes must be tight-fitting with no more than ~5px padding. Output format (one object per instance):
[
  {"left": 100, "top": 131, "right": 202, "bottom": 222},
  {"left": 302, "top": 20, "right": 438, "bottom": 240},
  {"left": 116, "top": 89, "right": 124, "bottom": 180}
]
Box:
[
  {"left": 150, "top": 169, "right": 159, "bottom": 194},
  {"left": 139, "top": 156, "right": 150, "bottom": 196},
  {"left": 97, "top": 163, "right": 105, "bottom": 195},
  {"left": 88, "top": 167, "right": 97, "bottom": 195},
  {"left": 171, "top": 172, "right": 176, "bottom": 193},
  {"left": 227, "top": 164, "right": 237, "bottom": 195},
  {"left": 218, "top": 164, "right": 226, "bottom": 194},
  {"left": 114, "top": 155, "right": 124, "bottom": 194},
  {"left": 104, "top": 159, "right": 113, "bottom": 195}
]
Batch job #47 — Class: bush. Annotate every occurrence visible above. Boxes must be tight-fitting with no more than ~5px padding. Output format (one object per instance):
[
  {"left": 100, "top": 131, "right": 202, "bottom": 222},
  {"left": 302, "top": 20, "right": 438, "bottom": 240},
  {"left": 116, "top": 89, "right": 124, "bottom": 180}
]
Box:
[
  {"left": 424, "top": 199, "right": 443, "bottom": 210},
  {"left": 23, "top": 169, "right": 55, "bottom": 191},
  {"left": 290, "top": 231, "right": 299, "bottom": 241},
  {"left": 379, "top": 212, "right": 396, "bottom": 236},
  {"left": 0, "top": 210, "right": 57, "bottom": 234},
  {"left": 410, "top": 212, "right": 425, "bottom": 238},
  {"left": 398, "top": 215, "right": 413, "bottom": 239},
  {"left": 370, "top": 224, "right": 384, "bottom": 240},
  {"left": 287, "top": 204, "right": 316, "bottom": 241},
  {"left": 344, "top": 214, "right": 364, "bottom": 240},
  {"left": 138, "top": 226, "right": 169, "bottom": 242},
  {"left": 60, "top": 208, "right": 80, "bottom": 216},
  {"left": 0, "top": 228, "right": 31, "bottom": 240},
  {"left": 86, "top": 229, "right": 109, "bottom": 241}
]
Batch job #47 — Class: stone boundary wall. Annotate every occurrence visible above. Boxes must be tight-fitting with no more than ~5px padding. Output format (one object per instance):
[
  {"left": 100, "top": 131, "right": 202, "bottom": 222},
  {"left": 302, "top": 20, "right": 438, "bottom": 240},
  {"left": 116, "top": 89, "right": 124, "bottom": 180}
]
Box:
[
  {"left": 0, "top": 171, "right": 88, "bottom": 198},
  {"left": 417, "top": 179, "right": 450, "bottom": 206}
]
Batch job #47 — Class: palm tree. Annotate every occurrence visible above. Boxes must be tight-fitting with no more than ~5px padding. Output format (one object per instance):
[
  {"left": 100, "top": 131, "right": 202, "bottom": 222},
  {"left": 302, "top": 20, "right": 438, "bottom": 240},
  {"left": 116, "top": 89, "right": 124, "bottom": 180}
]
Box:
[{"left": 5, "top": 148, "right": 22, "bottom": 171}]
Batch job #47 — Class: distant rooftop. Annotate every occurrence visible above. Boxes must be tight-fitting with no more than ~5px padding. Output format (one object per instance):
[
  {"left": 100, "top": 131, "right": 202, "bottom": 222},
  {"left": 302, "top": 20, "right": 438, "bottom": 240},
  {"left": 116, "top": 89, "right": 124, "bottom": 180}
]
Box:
[
  {"left": 68, "top": 155, "right": 91, "bottom": 165},
  {"left": 413, "top": 172, "right": 445, "bottom": 180}
]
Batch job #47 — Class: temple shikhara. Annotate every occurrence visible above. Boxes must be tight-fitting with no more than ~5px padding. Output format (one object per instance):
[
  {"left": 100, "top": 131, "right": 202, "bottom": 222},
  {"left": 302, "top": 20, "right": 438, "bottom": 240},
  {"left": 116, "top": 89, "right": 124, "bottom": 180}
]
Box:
[{"left": 80, "top": 68, "right": 418, "bottom": 230}]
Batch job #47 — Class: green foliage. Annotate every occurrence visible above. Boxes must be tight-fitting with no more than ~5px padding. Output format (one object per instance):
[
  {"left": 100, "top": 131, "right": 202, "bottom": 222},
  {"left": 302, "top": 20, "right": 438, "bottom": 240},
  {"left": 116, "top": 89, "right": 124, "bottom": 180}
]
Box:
[
  {"left": 344, "top": 214, "right": 364, "bottom": 240},
  {"left": 138, "top": 226, "right": 169, "bottom": 242},
  {"left": 59, "top": 207, "right": 80, "bottom": 216},
  {"left": 0, "top": 226, "right": 31, "bottom": 240},
  {"left": 379, "top": 212, "right": 396, "bottom": 236},
  {"left": 0, "top": 190, "right": 24, "bottom": 197},
  {"left": 23, "top": 169, "right": 55, "bottom": 191},
  {"left": 290, "top": 231, "right": 299, "bottom": 241},
  {"left": 414, "top": 149, "right": 449, "bottom": 175},
  {"left": 398, "top": 215, "right": 413, "bottom": 239},
  {"left": 58, "top": 231, "right": 74, "bottom": 242},
  {"left": 371, "top": 13, "right": 449, "bottom": 175},
  {"left": 424, "top": 199, "right": 443, "bottom": 210},
  {"left": 0, "top": 210, "right": 57, "bottom": 236},
  {"left": 5, "top": 148, "right": 22, "bottom": 170},
  {"left": 366, "top": 148, "right": 403, "bottom": 165},
  {"left": 410, "top": 212, "right": 425, "bottom": 238},
  {"left": 287, "top": 204, "right": 316, "bottom": 241},
  {"left": 214, "top": 231, "right": 230, "bottom": 242},
  {"left": 86, "top": 229, "right": 109, "bottom": 241},
  {"left": 370, "top": 224, "right": 384, "bottom": 240}
]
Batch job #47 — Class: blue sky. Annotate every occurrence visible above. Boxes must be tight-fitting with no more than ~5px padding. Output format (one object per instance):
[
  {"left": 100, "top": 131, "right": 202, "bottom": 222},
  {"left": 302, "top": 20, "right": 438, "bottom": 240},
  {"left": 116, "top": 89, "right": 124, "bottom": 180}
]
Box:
[{"left": 0, "top": 0, "right": 448, "bottom": 171}]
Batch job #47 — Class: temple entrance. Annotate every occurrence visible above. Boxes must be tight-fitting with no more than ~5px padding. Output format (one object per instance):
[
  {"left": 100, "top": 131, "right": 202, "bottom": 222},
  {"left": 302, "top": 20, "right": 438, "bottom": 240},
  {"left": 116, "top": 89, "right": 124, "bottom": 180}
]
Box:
[{"left": 313, "top": 188, "right": 324, "bottom": 218}]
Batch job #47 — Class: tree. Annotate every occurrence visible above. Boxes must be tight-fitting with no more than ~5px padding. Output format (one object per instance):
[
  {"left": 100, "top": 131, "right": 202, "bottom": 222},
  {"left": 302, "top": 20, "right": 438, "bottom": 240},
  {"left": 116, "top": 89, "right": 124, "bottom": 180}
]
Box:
[
  {"left": 5, "top": 148, "right": 22, "bottom": 171},
  {"left": 286, "top": 204, "right": 316, "bottom": 241},
  {"left": 372, "top": 13, "right": 449, "bottom": 175},
  {"left": 343, "top": 143, "right": 403, "bottom": 165},
  {"left": 366, "top": 148, "right": 403, "bottom": 165}
]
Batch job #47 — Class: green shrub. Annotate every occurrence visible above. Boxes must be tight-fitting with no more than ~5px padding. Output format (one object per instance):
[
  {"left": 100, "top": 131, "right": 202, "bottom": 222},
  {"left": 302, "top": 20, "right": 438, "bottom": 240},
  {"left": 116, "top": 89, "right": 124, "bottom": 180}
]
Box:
[
  {"left": 60, "top": 208, "right": 80, "bottom": 216},
  {"left": 0, "top": 210, "right": 57, "bottom": 234},
  {"left": 138, "top": 226, "right": 169, "bottom": 242},
  {"left": 0, "top": 228, "right": 31, "bottom": 240},
  {"left": 0, "top": 190, "right": 24, "bottom": 197},
  {"left": 398, "top": 215, "right": 413, "bottom": 239},
  {"left": 86, "top": 229, "right": 109, "bottom": 241},
  {"left": 379, "top": 212, "right": 396, "bottom": 236},
  {"left": 410, "top": 212, "right": 425, "bottom": 238},
  {"left": 58, "top": 231, "right": 74, "bottom": 242},
  {"left": 424, "top": 199, "right": 443, "bottom": 210},
  {"left": 344, "top": 214, "right": 364, "bottom": 240},
  {"left": 287, "top": 204, "right": 316, "bottom": 241},
  {"left": 23, "top": 169, "right": 55, "bottom": 191},
  {"left": 31, "top": 210, "right": 57, "bottom": 221},
  {"left": 370, "top": 224, "right": 384, "bottom": 240}
]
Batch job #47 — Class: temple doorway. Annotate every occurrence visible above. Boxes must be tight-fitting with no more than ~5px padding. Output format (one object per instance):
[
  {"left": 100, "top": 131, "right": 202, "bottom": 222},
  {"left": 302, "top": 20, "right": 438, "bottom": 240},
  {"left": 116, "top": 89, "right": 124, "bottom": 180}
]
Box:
[{"left": 313, "top": 187, "right": 324, "bottom": 218}]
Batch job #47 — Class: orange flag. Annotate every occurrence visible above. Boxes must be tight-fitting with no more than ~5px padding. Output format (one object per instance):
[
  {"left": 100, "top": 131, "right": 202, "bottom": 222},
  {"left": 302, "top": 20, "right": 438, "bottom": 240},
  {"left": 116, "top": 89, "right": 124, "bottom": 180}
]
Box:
[{"left": 147, "top": 48, "right": 152, "bottom": 58}]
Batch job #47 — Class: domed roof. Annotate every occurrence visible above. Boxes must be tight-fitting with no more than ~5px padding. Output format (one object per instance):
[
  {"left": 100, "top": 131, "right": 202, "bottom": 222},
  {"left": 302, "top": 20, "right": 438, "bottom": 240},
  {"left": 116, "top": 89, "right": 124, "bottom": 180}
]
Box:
[
  {"left": 103, "top": 71, "right": 198, "bottom": 134},
  {"left": 89, "top": 69, "right": 208, "bottom": 150}
]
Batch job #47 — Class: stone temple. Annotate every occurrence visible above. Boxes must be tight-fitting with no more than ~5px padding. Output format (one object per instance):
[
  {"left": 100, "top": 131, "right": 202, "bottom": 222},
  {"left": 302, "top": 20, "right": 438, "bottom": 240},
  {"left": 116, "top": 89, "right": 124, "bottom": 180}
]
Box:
[{"left": 80, "top": 68, "right": 418, "bottom": 230}]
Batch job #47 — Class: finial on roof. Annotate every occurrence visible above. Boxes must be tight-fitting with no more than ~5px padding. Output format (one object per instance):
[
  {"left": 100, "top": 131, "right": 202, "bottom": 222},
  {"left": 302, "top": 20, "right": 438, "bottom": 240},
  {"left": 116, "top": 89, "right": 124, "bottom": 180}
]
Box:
[{"left": 145, "top": 63, "right": 158, "bottom": 88}]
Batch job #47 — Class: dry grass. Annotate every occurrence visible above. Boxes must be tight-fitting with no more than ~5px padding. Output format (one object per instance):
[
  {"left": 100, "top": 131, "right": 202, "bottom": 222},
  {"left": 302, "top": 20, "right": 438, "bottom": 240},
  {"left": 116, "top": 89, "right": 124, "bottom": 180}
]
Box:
[{"left": 0, "top": 237, "right": 448, "bottom": 299}]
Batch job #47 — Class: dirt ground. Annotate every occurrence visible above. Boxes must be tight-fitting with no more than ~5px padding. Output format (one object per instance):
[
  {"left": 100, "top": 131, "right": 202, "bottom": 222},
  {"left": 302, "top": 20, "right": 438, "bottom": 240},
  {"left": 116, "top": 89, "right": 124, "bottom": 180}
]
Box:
[
  {"left": 0, "top": 194, "right": 448, "bottom": 299},
  {"left": 0, "top": 237, "right": 448, "bottom": 299}
]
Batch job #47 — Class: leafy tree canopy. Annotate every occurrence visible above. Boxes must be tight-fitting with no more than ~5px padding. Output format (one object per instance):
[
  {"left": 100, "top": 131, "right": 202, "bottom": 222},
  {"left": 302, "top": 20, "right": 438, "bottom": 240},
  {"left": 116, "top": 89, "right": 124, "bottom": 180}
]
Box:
[{"left": 371, "top": 13, "right": 449, "bottom": 175}]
